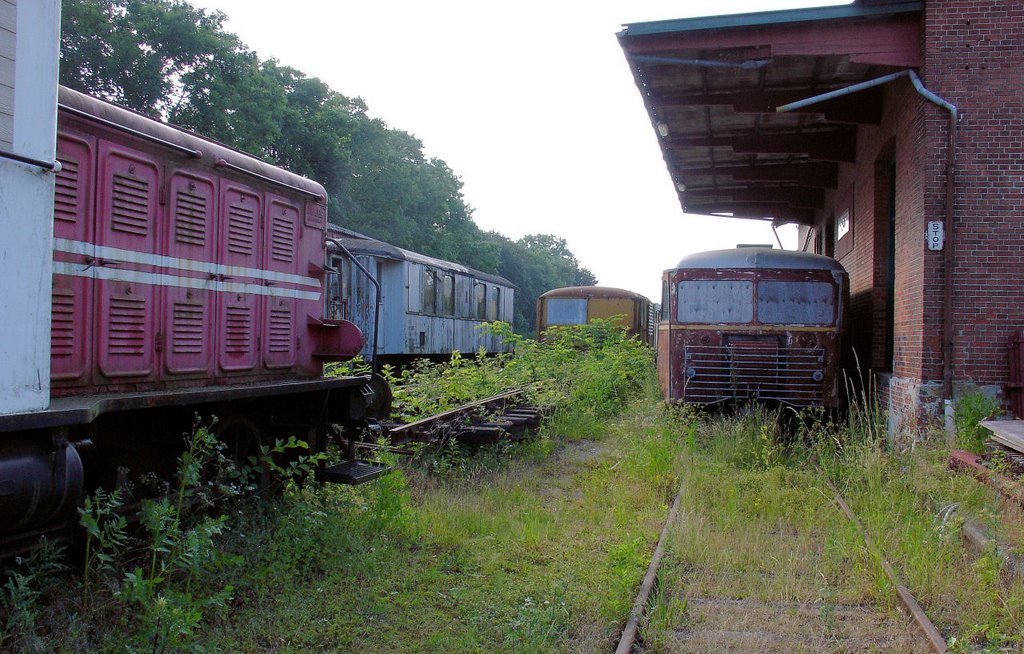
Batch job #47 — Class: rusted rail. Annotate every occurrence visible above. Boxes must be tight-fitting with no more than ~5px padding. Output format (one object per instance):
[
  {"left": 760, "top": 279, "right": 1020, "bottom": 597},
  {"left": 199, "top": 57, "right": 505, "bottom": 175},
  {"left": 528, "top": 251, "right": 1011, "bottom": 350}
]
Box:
[
  {"left": 828, "top": 481, "right": 948, "bottom": 654},
  {"left": 949, "top": 449, "right": 1024, "bottom": 508},
  {"left": 383, "top": 388, "right": 546, "bottom": 445},
  {"left": 614, "top": 482, "right": 683, "bottom": 654}
]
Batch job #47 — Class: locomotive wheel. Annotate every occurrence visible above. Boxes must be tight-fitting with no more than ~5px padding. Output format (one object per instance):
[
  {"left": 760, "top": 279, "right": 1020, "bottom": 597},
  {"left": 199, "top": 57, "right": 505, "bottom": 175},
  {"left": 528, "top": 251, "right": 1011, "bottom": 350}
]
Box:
[
  {"left": 213, "top": 414, "right": 273, "bottom": 497},
  {"left": 364, "top": 373, "right": 394, "bottom": 421}
]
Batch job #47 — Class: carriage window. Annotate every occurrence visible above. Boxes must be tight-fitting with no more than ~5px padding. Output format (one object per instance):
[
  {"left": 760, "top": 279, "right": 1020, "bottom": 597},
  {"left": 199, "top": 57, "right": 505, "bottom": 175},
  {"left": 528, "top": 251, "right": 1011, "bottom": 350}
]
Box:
[
  {"left": 441, "top": 273, "right": 455, "bottom": 316},
  {"left": 421, "top": 268, "right": 437, "bottom": 314},
  {"left": 757, "top": 281, "right": 834, "bottom": 325},
  {"left": 676, "top": 280, "right": 753, "bottom": 324},
  {"left": 474, "top": 283, "right": 487, "bottom": 319},
  {"left": 488, "top": 287, "right": 500, "bottom": 321},
  {"left": 545, "top": 298, "right": 587, "bottom": 325}
]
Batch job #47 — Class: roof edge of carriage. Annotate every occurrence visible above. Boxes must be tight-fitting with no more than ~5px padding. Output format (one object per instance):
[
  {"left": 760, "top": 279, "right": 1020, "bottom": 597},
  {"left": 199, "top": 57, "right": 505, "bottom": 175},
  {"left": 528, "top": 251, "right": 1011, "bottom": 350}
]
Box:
[
  {"left": 326, "top": 225, "right": 517, "bottom": 289},
  {"left": 57, "top": 85, "right": 327, "bottom": 201},
  {"left": 539, "top": 286, "right": 651, "bottom": 302},
  {"left": 671, "top": 247, "right": 846, "bottom": 272}
]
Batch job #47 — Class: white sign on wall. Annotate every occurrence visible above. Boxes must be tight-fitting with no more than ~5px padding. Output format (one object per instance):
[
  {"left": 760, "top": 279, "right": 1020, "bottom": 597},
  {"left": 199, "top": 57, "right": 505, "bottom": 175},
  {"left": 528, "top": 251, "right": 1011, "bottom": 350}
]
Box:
[{"left": 927, "top": 220, "right": 944, "bottom": 251}]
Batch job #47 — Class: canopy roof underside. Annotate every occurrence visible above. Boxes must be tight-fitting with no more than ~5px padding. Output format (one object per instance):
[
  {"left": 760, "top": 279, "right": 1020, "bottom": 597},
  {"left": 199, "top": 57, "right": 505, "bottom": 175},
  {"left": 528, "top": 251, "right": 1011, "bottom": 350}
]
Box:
[{"left": 618, "top": 1, "right": 922, "bottom": 225}]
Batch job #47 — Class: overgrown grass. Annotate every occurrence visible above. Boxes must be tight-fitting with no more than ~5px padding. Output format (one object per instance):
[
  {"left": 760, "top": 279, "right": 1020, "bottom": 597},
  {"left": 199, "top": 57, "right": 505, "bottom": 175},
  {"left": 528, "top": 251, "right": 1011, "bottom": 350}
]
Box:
[
  {"left": 642, "top": 398, "right": 1024, "bottom": 653},
  {"left": 1, "top": 321, "right": 669, "bottom": 654},
  {"left": 8, "top": 326, "right": 1021, "bottom": 653}
]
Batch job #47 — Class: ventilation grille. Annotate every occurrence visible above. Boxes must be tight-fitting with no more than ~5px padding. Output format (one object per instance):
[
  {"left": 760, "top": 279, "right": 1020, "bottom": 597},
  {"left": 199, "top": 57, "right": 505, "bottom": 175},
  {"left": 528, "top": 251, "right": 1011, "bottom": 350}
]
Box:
[
  {"left": 269, "top": 307, "right": 292, "bottom": 352},
  {"left": 108, "top": 297, "right": 147, "bottom": 355},
  {"left": 225, "top": 306, "right": 253, "bottom": 353},
  {"left": 175, "top": 190, "right": 207, "bottom": 247},
  {"left": 51, "top": 289, "right": 76, "bottom": 356},
  {"left": 270, "top": 212, "right": 295, "bottom": 262},
  {"left": 227, "top": 202, "right": 256, "bottom": 256},
  {"left": 682, "top": 344, "right": 825, "bottom": 407},
  {"left": 54, "top": 158, "right": 80, "bottom": 223},
  {"left": 172, "top": 301, "right": 204, "bottom": 354},
  {"left": 111, "top": 173, "right": 150, "bottom": 236}
]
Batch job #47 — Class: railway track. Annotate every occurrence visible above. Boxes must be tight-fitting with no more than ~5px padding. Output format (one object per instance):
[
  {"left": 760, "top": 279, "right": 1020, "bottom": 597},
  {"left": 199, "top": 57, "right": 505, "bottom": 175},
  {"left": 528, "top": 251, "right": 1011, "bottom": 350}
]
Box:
[
  {"left": 383, "top": 388, "right": 547, "bottom": 446},
  {"left": 615, "top": 476, "right": 944, "bottom": 654}
]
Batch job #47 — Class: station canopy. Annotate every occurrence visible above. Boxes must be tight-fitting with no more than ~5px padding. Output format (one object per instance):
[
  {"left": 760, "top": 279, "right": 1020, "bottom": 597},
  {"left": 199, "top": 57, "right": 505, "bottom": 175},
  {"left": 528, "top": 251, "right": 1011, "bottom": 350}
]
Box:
[{"left": 617, "top": 1, "right": 921, "bottom": 225}]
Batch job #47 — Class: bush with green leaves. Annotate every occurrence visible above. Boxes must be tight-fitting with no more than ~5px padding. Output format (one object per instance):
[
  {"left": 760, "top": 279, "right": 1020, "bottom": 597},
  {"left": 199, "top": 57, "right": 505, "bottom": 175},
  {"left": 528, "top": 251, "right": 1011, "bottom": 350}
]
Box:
[
  {"left": 385, "top": 319, "right": 655, "bottom": 429},
  {"left": 954, "top": 392, "right": 1000, "bottom": 454}
]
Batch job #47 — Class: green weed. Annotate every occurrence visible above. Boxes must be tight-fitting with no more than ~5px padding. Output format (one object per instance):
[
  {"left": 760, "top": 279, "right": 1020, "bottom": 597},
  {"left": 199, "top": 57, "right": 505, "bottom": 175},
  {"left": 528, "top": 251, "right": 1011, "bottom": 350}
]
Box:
[{"left": 954, "top": 392, "right": 1000, "bottom": 454}]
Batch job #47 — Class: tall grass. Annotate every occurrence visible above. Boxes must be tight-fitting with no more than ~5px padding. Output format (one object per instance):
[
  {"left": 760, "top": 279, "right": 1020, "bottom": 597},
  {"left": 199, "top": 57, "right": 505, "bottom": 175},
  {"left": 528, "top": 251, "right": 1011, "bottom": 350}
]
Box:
[{"left": 2, "top": 320, "right": 662, "bottom": 653}]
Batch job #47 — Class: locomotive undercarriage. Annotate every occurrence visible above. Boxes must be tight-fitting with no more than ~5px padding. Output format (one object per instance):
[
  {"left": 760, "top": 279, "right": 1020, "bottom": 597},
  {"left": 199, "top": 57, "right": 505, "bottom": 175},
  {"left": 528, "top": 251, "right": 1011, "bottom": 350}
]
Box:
[{"left": 0, "top": 375, "right": 387, "bottom": 557}]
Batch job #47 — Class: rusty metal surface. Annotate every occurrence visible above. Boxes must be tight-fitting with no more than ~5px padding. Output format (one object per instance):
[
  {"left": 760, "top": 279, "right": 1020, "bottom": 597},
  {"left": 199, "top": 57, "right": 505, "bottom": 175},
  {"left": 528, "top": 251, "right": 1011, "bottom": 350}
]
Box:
[
  {"left": 387, "top": 388, "right": 526, "bottom": 439},
  {"left": 682, "top": 344, "right": 826, "bottom": 406},
  {"left": 659, "top": 252, "right": 846, "bottom": 408},
  {"left": 949, "top": 449, "right": 1024, "bottom": 508}
]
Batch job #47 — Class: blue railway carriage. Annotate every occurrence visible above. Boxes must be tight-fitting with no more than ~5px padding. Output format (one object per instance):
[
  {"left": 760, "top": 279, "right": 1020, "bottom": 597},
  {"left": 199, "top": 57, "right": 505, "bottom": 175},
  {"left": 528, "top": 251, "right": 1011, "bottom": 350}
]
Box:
[
  {"left": 660, "top": 247, "right": 848, "bottom": 408},
  {"left": 326, "top": 228, "right": 516, "bottom": 363}
]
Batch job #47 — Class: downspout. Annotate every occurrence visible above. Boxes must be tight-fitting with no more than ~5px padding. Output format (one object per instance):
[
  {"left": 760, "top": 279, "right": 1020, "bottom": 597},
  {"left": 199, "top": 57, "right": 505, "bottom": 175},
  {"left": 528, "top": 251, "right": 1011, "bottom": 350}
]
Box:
[{"left": 777, "top": 69, "right": 959, "bottom": 412}]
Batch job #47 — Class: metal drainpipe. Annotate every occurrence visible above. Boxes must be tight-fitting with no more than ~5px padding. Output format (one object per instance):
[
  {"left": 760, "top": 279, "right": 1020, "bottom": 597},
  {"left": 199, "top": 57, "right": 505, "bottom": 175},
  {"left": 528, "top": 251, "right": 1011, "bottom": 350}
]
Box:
[{"left": 777, "top": 70, "right": 959, "bottom": 413}]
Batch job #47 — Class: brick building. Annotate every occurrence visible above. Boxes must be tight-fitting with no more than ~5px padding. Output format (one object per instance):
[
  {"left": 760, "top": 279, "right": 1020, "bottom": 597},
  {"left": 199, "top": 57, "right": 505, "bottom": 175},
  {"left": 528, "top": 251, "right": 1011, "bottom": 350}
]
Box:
[{"left": 618, "top": 0, "right": 1024, "bottom": 432}]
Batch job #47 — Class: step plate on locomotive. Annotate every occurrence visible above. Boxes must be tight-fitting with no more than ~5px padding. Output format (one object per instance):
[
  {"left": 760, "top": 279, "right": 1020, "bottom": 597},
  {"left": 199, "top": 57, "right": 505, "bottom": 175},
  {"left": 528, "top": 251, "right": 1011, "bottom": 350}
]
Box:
[{"left": 321, "top": 460, "right": 391, "bottom": 485}]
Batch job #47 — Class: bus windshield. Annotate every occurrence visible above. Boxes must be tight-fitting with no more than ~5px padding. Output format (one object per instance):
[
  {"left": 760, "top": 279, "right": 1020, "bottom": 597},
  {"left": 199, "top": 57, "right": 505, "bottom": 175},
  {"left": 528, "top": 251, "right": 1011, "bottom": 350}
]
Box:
[
  {"left": 757, "top": 281, "right": 834, "bottom": 325},
  {"left": 676, "top": 280, "right": 753, "bottom": 324}
]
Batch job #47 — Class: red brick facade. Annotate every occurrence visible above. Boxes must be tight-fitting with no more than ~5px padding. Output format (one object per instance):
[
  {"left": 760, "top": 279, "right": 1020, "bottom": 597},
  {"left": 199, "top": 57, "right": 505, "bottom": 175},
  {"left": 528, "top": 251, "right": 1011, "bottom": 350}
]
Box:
[{"left": 804, "top": 0, "right": 1024, "bottom": 428}]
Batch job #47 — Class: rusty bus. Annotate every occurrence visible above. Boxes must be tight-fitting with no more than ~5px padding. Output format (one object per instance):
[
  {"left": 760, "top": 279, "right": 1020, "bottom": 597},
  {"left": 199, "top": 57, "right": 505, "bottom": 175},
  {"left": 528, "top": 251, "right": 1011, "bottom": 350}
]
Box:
[{"left": 659, "top": 247, "right": 847, "bottom": 408}]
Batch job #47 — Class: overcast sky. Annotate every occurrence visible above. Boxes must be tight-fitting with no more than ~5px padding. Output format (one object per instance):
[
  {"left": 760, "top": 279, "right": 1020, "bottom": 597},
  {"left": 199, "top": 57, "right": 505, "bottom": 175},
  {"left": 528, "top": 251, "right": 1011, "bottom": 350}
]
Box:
[{"left": 189, "top": 0, "right": 849, "bottom": 300}]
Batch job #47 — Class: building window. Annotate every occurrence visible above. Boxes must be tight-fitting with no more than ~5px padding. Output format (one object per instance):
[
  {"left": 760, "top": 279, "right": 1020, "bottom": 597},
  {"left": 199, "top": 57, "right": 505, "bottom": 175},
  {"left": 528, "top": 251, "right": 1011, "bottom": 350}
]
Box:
[{"left": 834, "top": 188, "right": 854, "bottom": 260}]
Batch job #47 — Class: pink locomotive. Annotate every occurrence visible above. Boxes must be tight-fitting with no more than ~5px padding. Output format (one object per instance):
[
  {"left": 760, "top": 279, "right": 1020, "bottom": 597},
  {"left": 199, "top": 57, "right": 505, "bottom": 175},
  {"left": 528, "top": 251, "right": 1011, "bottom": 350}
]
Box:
[{"left": 0, "top": 87, "right": 386, "bottom": 551}]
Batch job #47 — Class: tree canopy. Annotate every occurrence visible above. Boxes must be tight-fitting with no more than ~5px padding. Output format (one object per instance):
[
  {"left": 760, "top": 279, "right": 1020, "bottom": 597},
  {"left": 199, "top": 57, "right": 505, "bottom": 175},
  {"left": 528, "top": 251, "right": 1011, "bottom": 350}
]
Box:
[{"left": 59, "top": 0, "right": 596, "bottom": 334}]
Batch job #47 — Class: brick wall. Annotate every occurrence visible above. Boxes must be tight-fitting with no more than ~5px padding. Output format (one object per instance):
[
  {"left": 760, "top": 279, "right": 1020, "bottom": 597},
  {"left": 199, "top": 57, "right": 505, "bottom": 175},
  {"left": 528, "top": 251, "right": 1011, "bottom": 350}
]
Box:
[
  {"left": 811, "top": 0, "right": 1024, "bottom": 426},
  {"left": 924, "top": 0, "right": 1024, "bottom": 410}
]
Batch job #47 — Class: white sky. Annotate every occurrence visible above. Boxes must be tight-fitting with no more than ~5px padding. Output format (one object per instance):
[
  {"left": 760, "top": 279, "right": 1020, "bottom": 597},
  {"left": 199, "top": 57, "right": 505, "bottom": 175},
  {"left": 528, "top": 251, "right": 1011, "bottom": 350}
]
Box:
[{"left": 189, "top": 0, "right": 849, "bottom": 301}]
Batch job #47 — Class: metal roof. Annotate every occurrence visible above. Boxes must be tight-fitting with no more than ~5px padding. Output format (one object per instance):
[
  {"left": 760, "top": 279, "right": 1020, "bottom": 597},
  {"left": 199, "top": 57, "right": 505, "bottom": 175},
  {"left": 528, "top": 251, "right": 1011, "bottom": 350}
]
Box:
[
  {"left": 539, "top": 286, "right": 651, "bottom": 302},
  {"left": 57, "top": 86, "right": 327, "bottom": 201},
  {"left": 326, "top": 226, "right": 515, "bottom": 288},
  {"left": 672, "top": 246, "right": 845, "bottom": 271},
  {"left": 618, "top": 2, "right": 922, "bottom": 37},
  {"left": 618, "top": 1, "right": 922, "bottom": 226}
]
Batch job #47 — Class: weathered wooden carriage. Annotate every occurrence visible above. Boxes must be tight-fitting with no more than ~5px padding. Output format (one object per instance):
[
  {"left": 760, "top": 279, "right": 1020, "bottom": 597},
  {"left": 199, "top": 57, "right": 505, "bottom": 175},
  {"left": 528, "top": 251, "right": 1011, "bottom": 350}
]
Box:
[{"left": 326, "top": 228, "right": 515, "bottom": 364}]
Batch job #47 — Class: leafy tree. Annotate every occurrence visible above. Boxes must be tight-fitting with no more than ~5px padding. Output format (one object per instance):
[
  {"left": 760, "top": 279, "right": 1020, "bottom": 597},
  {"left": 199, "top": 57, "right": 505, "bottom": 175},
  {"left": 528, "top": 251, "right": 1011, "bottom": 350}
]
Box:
[
  {"left": 60, "top": 0, "right": 244, "bottom": 117},
  {"left": 59, "top": 0, "right": 598, "bottom": 336}
]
